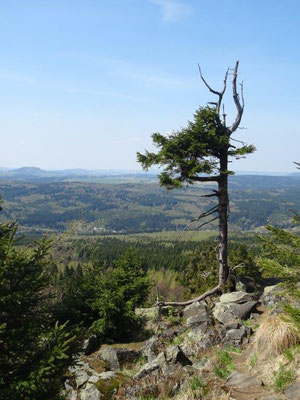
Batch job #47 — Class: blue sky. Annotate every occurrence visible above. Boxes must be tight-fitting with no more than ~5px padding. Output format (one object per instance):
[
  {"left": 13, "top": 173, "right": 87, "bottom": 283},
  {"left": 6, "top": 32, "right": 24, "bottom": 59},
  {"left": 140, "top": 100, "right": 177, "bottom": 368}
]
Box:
[{"left": 0, "top": 0, "right": 299, "bottom": 171}]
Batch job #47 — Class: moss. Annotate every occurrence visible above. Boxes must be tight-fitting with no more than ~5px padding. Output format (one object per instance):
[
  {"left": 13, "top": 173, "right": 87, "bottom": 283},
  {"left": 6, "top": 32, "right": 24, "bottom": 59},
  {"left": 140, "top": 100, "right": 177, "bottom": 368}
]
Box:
[{"left": 95, "top": 374, "right": 126, "bottom": 400}]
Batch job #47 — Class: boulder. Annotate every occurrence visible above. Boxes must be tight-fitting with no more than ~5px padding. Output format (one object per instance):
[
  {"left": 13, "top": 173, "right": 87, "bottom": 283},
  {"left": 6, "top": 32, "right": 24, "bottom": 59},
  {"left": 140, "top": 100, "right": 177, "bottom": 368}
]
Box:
[
  {"left": 75, "top": 370, "right": 90, "bottom": 389},
  {"left": 135, "top": 359, "right": 160, "bottom": 379},
  {"left": 283, "top": 381, "right": 300, "bottom": 400},
  {"left": 222, "top": 325, "right": 247, "bottom": 346},
  {"left": 220, "top": 291, "right": 254, "bottom": 304},
  {"left": 186, "top": 309, "right": 210, "bottom": 327},
  {"left": 213, "top": 301, "right": 257, "bottom": 324},
  {"left": 65, "top": 390, "right": 78, "bottom": 400},
  {"left": 262, "top": 285, "right": 284, "bottom": 308},
  {"left": 141, "top": 337, "right": 161, "bottom": 361},
  {"left": 226, "top": 371, "right": 263, "bottom": 388},
  {"left": 80, "top": 384, "right": 102, "bottom": 400},
  {"left": 183, "top": 301, "right": 208, "bottom": 319},
  {"left": 98, "top": 348, "right": 120, "bottom": 371},
  {"left": 165, "top": 345, "right": 192, "bottom": 366},
  {"left": 114, "top": 348, "right": 140, "bottom": 365},
  {"left": 98, "top": 347, "right": 140, "bottom": 371}
]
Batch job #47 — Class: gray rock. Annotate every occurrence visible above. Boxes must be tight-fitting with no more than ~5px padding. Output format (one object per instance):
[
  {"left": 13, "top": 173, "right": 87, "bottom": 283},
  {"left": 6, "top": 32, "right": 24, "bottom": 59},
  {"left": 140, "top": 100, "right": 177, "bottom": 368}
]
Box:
[
  {"left": 222, "top": 326, "right": 247, "bottom": 346},
  {"left": 98, "top": 348, "right": 120, "bottom": 371},
  {"left": 226, "top": 371, "right": 263, "bottom": 388},
  {"left": 114, "top": 348, "right": 140, "bottom": 365},
  {"left": 213, "top": 301, "right": 257, "bottom": 324},
  {"left": 134, "top": 359, "right": 160, "bottom": 379},
  {"left": 186, "top": 308, "right": 209, "bottom": 327},
  {"left": 283, "top": 381, "right": 300, "bottom": 399},
  {"left": 224, "top": 321, "right": 241, "bottom": 330},
  {"left": 165, "top": 345, "right": 192, "bottom": 366},
  {"left": 236, "top": 275, "right": 255, "bottom": 293},
  {"left": 80, "top": 384, "right": 102, "bottom": 400},
  {"left": 220, "top": 291, "right": 254, "bottom": 304},
  {"left": 259, "top": 396, "right": 284, "bottom": 400},
  {"left": 141, "top": 337, "right": 161, "bottom": 361},
  {"left": 88, "top": 375, "right": 101, "bottom": 384},
  {"left": 65, "top": 390, "right": 78, "bottom": 400},
  {"left": 187, "top": 326, "right": 219, "bottom": 351},
  {"left": 263, "top": 285, "right": 281, "bottom": 296},
  {"left": 75, "top": 370, "right": 90, "bottom": 389},
  {"left": 183, "top": 301, "right": 208, "bottom": 319},
  {"left": 98, "top": 371, "right": 117, "bottom": 380}
]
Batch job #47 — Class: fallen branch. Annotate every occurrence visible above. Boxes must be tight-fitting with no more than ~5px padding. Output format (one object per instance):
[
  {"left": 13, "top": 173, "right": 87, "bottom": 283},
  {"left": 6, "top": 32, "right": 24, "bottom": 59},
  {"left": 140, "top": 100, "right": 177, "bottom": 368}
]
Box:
[{"left": 156, "top": 285, "right": 221, "bottom": 307}]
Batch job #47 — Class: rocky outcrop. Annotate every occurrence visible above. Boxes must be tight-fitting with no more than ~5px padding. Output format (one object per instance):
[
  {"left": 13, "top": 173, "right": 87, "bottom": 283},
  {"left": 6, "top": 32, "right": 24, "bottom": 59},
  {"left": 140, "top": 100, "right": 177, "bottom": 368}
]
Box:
[
  {"left": 98, "top": 347, "right": 140, "bottom": 371},
  {"left": 213, "top": 291, "right": 257, "bottom": 325}
]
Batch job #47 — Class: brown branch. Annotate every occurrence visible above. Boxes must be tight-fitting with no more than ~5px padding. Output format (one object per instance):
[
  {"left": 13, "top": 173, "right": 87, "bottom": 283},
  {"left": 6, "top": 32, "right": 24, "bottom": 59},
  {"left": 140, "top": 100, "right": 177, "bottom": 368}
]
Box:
[
  {"left": 184, "top": 205, "right": 218, "bottom": 231},
  {"left": 197, "top": 215, "right": 218, "bottom": 230},
  {"left": 191, "top": 175, "right": 220, "bottom": 182},
  {"left": 157, "top": 285, "right": 221, "bottom": 307},
  {"left": 230, "top": 61, "right": 244, "bottom": 133},
  {"left": 201, "top": 190, "right": 220, "bottom": 198},
  {"left": 198, "top": 64, "right": 221, "bottom": 96}
]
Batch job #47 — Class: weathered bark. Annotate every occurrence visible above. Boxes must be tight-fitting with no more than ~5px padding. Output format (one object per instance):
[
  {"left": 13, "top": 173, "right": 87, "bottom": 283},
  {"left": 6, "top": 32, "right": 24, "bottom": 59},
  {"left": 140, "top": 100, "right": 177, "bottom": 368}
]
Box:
[{"left": 218, "top": 151, "right": 229, "bottom": 287}]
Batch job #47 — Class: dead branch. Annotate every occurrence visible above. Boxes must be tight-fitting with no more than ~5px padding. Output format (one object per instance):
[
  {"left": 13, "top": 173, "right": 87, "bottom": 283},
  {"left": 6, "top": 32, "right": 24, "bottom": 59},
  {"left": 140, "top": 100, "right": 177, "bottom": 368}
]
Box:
[
  {"left": 183, "top": 205, "right": 218, "bottom": 231},
  {"left": 191, "top": 175, "right": 220, "bottom": 182},
  {"left": 230, "top": 61, "right": 244, "bottom": 133},
  {"left": 197, "top": 215, "right": 218, "bottom": 230},
  {"left": 198, "top": 63, "right": 229, "bottom": 119},
  {"left": 201, "top": 189, "right": 220, "bottom": 198},
  {"left": 157, "top": 285, "right": 221, "bottom": 307}
]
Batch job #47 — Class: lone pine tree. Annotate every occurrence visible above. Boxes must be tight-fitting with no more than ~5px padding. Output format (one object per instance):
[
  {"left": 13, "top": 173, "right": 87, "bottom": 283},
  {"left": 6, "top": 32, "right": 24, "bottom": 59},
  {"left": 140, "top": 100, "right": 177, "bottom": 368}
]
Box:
[{"left": 137, "top": 61, "right": 255, "bottom": 305}]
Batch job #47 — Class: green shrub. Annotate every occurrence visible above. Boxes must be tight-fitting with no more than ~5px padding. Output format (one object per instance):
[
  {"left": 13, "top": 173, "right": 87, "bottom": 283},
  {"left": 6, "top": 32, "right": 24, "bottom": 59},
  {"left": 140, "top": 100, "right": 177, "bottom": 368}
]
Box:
[{"left": 0, "top": 220, "right": 74, "bottom": 400}]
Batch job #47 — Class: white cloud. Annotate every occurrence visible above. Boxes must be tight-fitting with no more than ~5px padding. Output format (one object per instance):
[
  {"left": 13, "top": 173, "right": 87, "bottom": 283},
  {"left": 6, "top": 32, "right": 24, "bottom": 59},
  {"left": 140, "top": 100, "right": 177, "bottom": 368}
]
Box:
[{"left": 151, "top": 0, "right": 192, "bottom": 22}]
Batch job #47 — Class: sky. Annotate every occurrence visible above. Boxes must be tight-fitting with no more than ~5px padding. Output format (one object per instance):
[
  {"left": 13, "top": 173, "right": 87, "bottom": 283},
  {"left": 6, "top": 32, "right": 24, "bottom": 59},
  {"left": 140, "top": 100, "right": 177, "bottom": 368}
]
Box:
[{"left": 0, "top": 0, "right": 300, "bottom": 172}]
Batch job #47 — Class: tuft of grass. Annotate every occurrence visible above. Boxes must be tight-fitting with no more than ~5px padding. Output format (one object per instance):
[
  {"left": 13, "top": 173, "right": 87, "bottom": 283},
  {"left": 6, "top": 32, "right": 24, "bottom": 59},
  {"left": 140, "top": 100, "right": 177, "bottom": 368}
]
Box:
[
  {"left": 214, "top": 350, "right": 235, "bottom": 380},
  {"left": 225, "top": 345, "right": 242, "bottom": 354},
  {"left": 242, "top": 320, "right": 251, "bottom": 327},
  {"left": 283, "top": 344, "right": 300, "bottom": 363},
  {"left": 169, "top": 333, "right": 184, "bottom": 346},
  {"left": 248, "top": 353, "right": 257, "bottom": 369},
  {"left": 254, "top": 314, "right": 299, "bottom": 357},
  {"left": 273, "top": 365, "right": 295, "bottom": 392}
]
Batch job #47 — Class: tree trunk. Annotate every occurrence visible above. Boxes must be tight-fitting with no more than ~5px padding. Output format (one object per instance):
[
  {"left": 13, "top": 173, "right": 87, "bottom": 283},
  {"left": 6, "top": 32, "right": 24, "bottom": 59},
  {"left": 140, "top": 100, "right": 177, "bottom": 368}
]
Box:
[{"left": 218, "top": 152, "right": 228, "bottom": 287}]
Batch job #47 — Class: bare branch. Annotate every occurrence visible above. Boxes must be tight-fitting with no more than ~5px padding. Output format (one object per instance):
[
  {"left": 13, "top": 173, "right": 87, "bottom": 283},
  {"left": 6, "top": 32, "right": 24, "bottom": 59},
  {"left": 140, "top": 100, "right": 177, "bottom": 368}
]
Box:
[
  {"left": 196, "top": 216, "right": 218, "bottom": 230},
  {"left": 231, "top": 263, "right": 244, "bottom": 271},
  {"left": 184, "top": 205, "right": 218, "bottom": 231},
  {"left": 157, "top": 285, "right": 221, "bottom": 307},
  {"left": 229, "top": 61, "right": 244, "bottom": 133},
  {"left": 198, "top": 64, "right": 220, "bottom": 96},
  {"left": 230, "top": 137, "right": 246, "bottom": 146},
  {"left": 198, "top": 64, "right": 229, "bottom": 122},
  {"left": 191, "top": 175, "right": 220, "bottom": 182},
  {"left": 201, "top": 190, "right": 220, "bottom": 198}
]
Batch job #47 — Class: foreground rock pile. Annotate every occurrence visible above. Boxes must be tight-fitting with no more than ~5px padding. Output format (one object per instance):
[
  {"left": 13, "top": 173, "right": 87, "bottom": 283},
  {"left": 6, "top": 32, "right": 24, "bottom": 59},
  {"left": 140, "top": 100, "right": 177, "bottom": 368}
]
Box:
[{"left": 64, "top": 287, "right": 300, "bottom": 400}]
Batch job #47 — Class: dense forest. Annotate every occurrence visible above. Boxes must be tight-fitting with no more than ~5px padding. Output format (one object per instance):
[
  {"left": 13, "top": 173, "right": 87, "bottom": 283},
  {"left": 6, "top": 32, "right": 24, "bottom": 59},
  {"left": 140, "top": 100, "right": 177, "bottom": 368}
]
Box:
[{"left": 1, "top": 175, "right": 300, "bottom": 234}]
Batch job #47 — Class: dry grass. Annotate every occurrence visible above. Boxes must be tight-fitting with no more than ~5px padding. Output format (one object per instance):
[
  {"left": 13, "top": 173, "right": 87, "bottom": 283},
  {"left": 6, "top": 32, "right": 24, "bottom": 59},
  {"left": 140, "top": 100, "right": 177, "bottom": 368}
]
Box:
[{"left": 254, "top": 314, "right": 299, "bottom": 357}]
